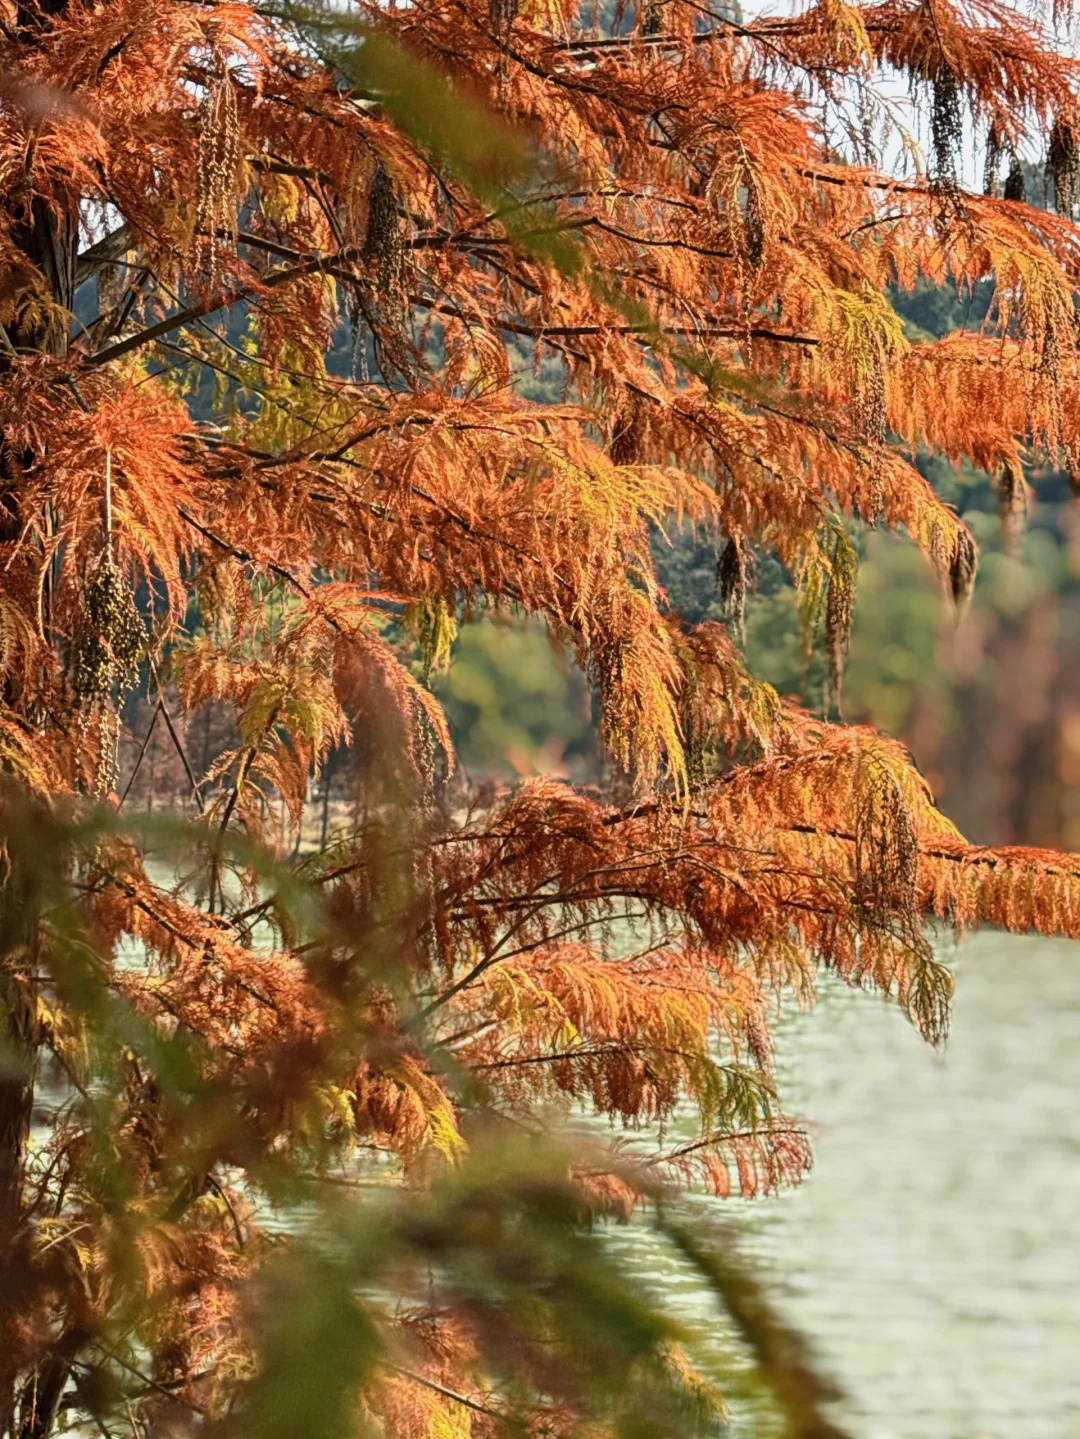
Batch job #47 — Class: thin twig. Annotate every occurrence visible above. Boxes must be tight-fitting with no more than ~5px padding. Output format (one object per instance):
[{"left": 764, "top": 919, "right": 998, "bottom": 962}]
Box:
[
  {"left": 118, "top": 701, "right": 161, "bottom": 809},
  {"left": 385, "top": 1364, "right": 505, "bottom": 1421}
]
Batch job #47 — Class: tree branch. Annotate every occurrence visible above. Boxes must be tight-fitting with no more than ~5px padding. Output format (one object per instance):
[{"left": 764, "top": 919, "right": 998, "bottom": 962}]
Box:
[{"left": 86, "top": 250, "right": 364, "bottom": 367}]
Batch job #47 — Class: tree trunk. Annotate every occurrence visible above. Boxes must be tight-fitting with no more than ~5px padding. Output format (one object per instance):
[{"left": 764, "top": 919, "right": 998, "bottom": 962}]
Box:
[
  {"left": 0, "top": 890, "right": 43, "bottom": 1439},
  {"left": 0, "top": 976, "right": 36, "bottom": 1227},
  {"left": 0, "top": 11, "right": 78, "bottom": 1428},
  {"left": 6, "top": 196, "right": 76, "bottom": 355}
]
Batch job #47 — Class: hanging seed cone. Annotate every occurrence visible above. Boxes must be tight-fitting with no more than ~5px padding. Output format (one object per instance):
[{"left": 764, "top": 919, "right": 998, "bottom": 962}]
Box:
[
  {"left": 1048, "top": 119, "right": 1079, "bottom": 217},
  {"left": 610, "top": 405, "right": 646, "bottom": 466},
  {"left": 680, "top": 673, "right": 709, "bottom": 789},
  {"left": 948, "top": 526, "right": 979, "bottom": 610},
  {"left": 854, "top": 355, "right": 887, "bottom": 447},
  {"left": 73, "top": 557, "right": 143, "bottom": 706},
  {"left": 363, "top": 162, "right": 404, "bottom": 297},
  {"left": 823, "top": 536, "right": 856, "bottom": 717},
  {"left": 194, "top": 63, "right": 241, "bottom": 284},
  {"left": 716, "top": 537, "right": 746, "bottom": 638},
  {"left": 930, "top": 64, "right": 963, "bottom": 187},
  {"left": 854, "top": 759, "right": 921, "bottom": 930},
  {"left": 362, "top": 161, "right": 412, "bottom": 374},
  {"left": 1004, "top": 155, "right": 1027, "bottom": 201},
  {"left": 742, "top": 176, "right": 765, "bottom": 270},
  {"left": 983, "top": 124, "right": 1003, "bottom": 197},
  {"left": 488, "top": 0, "right": 519, "bottom": 83},
  {"left": 641, "top": 0, "right": 664, "bottom": 34},
  {"left": 72, "top": 554, "right": 145, "bottom": 796}
]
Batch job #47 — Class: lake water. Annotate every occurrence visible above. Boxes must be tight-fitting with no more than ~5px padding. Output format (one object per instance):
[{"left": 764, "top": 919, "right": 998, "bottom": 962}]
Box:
[{"left": 603, "top": 931, "right": 1080, "bottom": 1439}]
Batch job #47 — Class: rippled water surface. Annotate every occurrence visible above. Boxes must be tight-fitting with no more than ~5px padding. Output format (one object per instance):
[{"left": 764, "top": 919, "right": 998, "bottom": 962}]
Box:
[{"left": 604, "top": 931, "right": 1080, "bottom": 1438}]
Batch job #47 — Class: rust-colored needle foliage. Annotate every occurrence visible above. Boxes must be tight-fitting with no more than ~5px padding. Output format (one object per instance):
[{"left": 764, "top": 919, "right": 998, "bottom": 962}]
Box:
[{"left": 2, "top": 0, "right": 1080, "bottom": 1434}]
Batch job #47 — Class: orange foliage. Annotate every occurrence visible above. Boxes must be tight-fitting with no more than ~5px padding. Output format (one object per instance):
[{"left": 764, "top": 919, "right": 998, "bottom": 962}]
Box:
[{"left": 1, "top": 0, "right": 1080, "bottom": 1432}]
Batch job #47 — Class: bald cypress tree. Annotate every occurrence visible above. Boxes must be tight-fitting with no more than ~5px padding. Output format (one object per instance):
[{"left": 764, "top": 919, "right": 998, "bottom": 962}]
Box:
[{"left": 1, "top": 0, "right": 1080, "bottom": 1434}]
